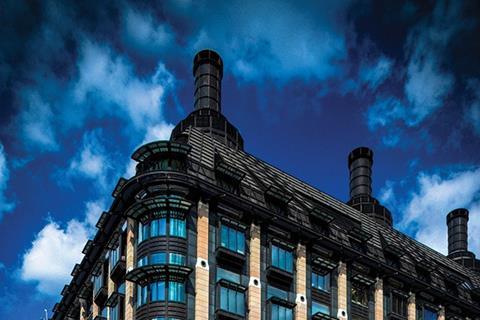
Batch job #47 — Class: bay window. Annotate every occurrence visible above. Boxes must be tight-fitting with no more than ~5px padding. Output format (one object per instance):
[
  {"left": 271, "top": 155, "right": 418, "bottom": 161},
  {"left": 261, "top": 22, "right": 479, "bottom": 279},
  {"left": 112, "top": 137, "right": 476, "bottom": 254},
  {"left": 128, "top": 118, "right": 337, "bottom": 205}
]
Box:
[
  {"left": 219, "top": 286, "right": 245, "bottom": 316},
  {"left": 137, "top": 217, "right": 186, "bottom": 244},
  {"left": 220, "top": 224, "right": 245, "bottom": 254},
  {"left": 271, "top": 303, "right": 293, "bottom": 320},
  {"left": 271, "top": 244, "right": 293, "bottom": 273},
  {"left": 312, "top": 271, "right": 330, "bottom": 292}
]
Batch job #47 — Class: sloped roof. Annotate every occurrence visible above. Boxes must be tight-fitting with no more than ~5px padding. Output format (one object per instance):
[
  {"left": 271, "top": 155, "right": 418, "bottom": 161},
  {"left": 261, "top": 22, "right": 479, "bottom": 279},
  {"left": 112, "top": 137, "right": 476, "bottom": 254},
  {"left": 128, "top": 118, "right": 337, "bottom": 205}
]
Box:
[{"left": 182, "top": 127, "right": 480, "bottom": 292}]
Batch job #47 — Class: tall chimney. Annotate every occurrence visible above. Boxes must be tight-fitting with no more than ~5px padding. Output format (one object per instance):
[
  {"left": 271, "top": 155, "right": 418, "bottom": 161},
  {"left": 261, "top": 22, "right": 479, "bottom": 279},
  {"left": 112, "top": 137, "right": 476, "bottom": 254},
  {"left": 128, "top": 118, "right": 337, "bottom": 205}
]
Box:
[
  {"left": 347, "top": 147, "right": 393, "bottom": 227},
  {"left": 447, "top": 208, "right": 469, "bottom": 255},
  {"left": 193, "top": 49, "right": 223, "bottom": 112},
  {"left": 348, "top": 147, "right": 373, "bottom": 199}
]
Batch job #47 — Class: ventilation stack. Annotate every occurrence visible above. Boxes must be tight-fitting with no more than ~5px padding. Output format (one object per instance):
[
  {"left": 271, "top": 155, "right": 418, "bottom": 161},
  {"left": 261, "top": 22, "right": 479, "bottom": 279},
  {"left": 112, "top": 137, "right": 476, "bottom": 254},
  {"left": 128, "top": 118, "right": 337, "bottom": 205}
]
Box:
[
  {"left": 347, "top": 147, "right": 393, "bottom": 227},
  {"left": 446, "top": 208, "right": 480, "bottom": 272},
  {"left": 170, "top": 49, "right": 244, "bottom": 150}
]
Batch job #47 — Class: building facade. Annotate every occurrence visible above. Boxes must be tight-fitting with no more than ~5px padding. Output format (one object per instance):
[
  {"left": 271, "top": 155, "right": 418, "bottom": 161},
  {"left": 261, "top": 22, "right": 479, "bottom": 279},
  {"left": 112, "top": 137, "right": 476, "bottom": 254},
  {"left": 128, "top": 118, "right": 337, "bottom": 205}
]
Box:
[{"left": 51, "top": 50, "right": 480, "bottom": 320}]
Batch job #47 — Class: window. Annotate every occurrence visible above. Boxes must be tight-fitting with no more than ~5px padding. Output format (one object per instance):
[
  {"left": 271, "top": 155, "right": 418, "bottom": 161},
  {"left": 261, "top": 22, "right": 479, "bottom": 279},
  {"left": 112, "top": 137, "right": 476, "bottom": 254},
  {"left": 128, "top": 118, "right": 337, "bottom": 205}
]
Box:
[
  {"left": 351, "top": 282, "right": 368, "bottom": 306},
  {"left": 109, "top": 305, "right": 119, "bottom": 320},
  {"left": 311, "top": 272, "right": 330, "bottom": 292},
  {"left": 220, "top": 225, "right": 245, "bottom": 254},
  {"left": 150, "top": 219, "right": 167, "bottom": 237},
  {"left": 384, "top": 292, "right": 407, "bottom": 316},
  {"left": 137, "top": 285, "right": 147, "bottom": 307},
  {"left": 151, "top": 281, "right": 166, "bottom": 301},
  {"left": 219, "top": 286, "right": 245, "bottom": 315},
  {"left": 271, "top": 244, "right": 293, "bottom": 273},
  {"left": 217, "top": 267, "right": 241, "bottom": 283},
  {"left": 137, "top": 218, "right": 187, "bottom": 243},
  {"left": 417, "top": 307, "right": 437, "bottom": 320},
  {"left": 170, "top": 218, "right": 186, "bottom": 238},
  {"left": 137, "top": 252, "right": 186, "bottom": 267},
  {"left": 168, "top": 281, "right": 185, "bottom": 302},
  {"left": 93, "top": 275, "right": 104, "bottom": 294},
  {"left": 312, "top": 301, "right": 329, "bottom": 315},
  {"left": 271, "top": 303, "right": 293, "bottom": 320},
  {"left": 109, "top": 245, "right": 120, "bottom": 270}
]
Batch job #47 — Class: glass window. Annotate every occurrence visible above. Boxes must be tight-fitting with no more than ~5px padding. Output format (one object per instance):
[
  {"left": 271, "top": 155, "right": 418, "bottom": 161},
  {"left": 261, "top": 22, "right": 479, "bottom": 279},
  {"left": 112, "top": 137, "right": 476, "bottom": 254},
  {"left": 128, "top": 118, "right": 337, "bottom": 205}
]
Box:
[
  {"left": 138, "top": 222, "right": 149, "bottom": 243},
  {"left": 93, "top": 275, "right": 103, "bottom": 293},
  {"left": 271, "top": 244, "right": 293, "bottom": 272},
  {"left": 168, "top": 281, "right": 185, "bottom": 302},
  {"left": 351, "top": 282, "right": 368, "bottom": 306},
  {"left": 271, "top": 303, "right": 293, "bottom": 320},
  {"left": 151, "top": 281, "right": 166, "bottom": 301},
  {"left": 220, "top": 225, "right": 245, "bottom": 254},
  {"left": 150, "top": 219, "right": 167, "bottom": 237},
  {"left": 391, "top": 293, "right": 407, "bottom": 316},
  {"left": 109, "top": 245, "right": 120, "bottom": 270},
  {"left": 219, "top": 286, "right": 245, "bottom": 315},
  {"left": 418, "top": 307, "right": 437, "bottom": 320},
  {"left": 137, "top": 285, "right": 147, "bottom": 307},
  {"left": 217, "top": 267, "right": 241, "bottom": 283},
  {"left": 312, "top": 301, "right": 329, "bottom": 315},
  {"left": 311, "top": 272, "right": 330, "bottom": 292},
  {"left": 169, "top": 252, "right": 186, "bottom": 265},
  {"left": 137, "top": 255, "right": 148, "bottom": 267},
  {"left": 170, "top": 218, "right": 186, "bottom": 238},
  {"left": 267, "top": 285, "right": 288, "bottom": 300},
  {"left": 109, "top": 305, "right": 119, "bottom": 320},
  {"left": 150, "top": 253, "right": 167, "bottom": 265}
]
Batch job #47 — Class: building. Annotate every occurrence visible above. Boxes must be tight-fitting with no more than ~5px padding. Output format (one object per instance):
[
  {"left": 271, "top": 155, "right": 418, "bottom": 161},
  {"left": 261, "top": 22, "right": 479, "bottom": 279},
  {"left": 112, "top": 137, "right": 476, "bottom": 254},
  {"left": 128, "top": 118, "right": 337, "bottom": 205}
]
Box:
[{"left": 51, "top": 50, "right": 480, "bottom": 320}]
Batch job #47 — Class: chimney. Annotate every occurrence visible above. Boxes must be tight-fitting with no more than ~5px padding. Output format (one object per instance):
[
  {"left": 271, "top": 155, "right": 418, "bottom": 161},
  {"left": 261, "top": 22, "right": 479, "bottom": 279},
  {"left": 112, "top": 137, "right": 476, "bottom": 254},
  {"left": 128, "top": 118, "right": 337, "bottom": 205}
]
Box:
[
  {"left": 446, "top": 208, "right": 480, "bottom": 272},
  {"left": 447, "top": 208, "right": 469, "bottom": 256},
  {"left": 193, "top": 49, "right": 223, "bottom": 112},
  {"left": 347, "top": 147, "right": 393, "bottom": 227},
  {"left": 348, "top": 147, "right": 373, "bottom": 199}
]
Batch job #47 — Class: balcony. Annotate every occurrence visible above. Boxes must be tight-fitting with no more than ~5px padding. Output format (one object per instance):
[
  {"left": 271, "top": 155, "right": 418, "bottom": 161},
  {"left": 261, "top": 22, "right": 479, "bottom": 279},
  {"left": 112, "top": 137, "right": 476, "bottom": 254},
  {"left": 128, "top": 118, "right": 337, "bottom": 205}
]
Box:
[
  {"left": 93, "top": 285, "right": 108, "bottom": 306},
  {"left": 110, "top": 255, "right": 126, "bottom": 283},
  {"left": 216, "top": 246, "right": 246, "bottom": 267}
]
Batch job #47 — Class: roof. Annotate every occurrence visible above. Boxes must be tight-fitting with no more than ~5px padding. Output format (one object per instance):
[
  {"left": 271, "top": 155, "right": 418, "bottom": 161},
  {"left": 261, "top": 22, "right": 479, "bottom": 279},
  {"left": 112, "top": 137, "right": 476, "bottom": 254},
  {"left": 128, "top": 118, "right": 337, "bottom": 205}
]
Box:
[{"left": 182, "top": 127, "right": 480, "bottom": 292}]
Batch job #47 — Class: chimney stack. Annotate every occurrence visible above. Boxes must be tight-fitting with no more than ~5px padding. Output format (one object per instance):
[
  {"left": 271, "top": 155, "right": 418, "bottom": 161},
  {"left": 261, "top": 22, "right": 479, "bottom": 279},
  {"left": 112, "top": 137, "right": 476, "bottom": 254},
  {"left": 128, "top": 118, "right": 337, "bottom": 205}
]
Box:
[
  {"left": 348, "top": 147, "right": 373, "bottom": 199},
  {"left": 447, "top": 208, "right": 469, "bottom": 255},
  {"left": 347, "top": 147, "right": 393, "bottom": 227},
  {"left": 446, "top": 208, "right": 480, "bottom": 272},
  {"left": 193, "top": 49, "right": 223, "bottom": 112}
]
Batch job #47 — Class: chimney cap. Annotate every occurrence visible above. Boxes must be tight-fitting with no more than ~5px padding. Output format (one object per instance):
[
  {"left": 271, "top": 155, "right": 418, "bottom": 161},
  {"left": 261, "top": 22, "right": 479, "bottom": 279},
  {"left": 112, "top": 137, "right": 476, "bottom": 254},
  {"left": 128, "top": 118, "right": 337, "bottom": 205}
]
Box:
[
  {"left": 193, "top": 49, "right": 223, "bottom": 78},
  {"left": 348, "top": 147, "right": 373, "bottom": 167},
  {"left": 447, "top": 208, "right": 469, "bottom": 224}
]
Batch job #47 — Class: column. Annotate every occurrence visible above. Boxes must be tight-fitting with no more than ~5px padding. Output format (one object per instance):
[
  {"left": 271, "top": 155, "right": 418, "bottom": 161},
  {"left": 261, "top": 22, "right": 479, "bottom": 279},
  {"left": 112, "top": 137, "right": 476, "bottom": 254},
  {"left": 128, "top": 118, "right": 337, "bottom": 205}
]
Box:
[
  {"left": 438, "top": 305, "right": 445, "bottom": 320},
  {"left": 107, "top": 260, "right": 115, "bottom": 320},
  {"left": 407, "top": 293, "right": 416, "bottom": 320},
  {"left": 295, "top": 243, "right": 307, "bottom": 320},
  {"left": 374, "top": 278, "right": 383, "bottom": 320},
  {"left": 124, "top": 218, "right": 135, "bottom": 320},
  {"left": 79, "top": 298, "right": 88, "bottom": 320},
  {"left": 248, "top": 223, "right": 261, "bottom": 320},
  {"left": 195, "top": 200, "right": 210, "bottom": 320},
  {"left": 337, "top": 261, "right": 348, "bottom": 319}
]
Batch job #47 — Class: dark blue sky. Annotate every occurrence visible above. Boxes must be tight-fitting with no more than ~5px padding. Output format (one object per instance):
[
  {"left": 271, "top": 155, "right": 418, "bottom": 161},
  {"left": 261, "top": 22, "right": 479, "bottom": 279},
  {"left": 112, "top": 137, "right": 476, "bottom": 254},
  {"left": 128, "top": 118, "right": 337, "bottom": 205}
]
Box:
[{"left": 1, "top": 0, "right": 480, "bottom": 318}]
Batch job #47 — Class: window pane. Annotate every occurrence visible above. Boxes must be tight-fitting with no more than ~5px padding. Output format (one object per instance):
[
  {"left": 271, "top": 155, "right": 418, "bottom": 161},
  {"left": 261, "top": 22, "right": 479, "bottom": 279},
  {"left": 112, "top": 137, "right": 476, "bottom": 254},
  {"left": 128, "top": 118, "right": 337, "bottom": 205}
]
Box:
[
  {"left": 312, "top": 301, "right": 329, "bottom": 315},
  {"left": 424, "top": 308, "right": 437, "bottom": 320},
  {"left": 170, "top": 219, "right": 186, "bottom": 238},
  {"left": 272, "top": 246, "right": 279, "bottom": 268},
  {"left": 228, "top": 227, "right": 236, "bottom": 251},
  {"left": 150, "top": 253, "right": 167, "bottom": 265},
  {"left": 168, "top": 282, "right": 185, "bottom": 302},
  {"left": 217, "top": 267, "right": 241, "bottom": 283},
  {"left": 267, "top": 285, "right": 288, "bottom": 300},
  {"left": 237, "top": 231, "right": 245, "bottom": 254},
  {"left": 221, "top": 225, "right": 228, "bottom": 248},
  {"left": 220, "top": 287, "right": 228, "bottom": 310},
  {"left": 228, "top": 288, "right": 236, "bottom": 313},
  {"left": 151, "top": 220, "right": 159, "bottom": 237},
  {"left": 272, "top": 304, "right": 278, "bottom": 320},
  {"left": 169, "top": 253, "right": 186, "bottom": 265},
  {"left": 151, "top": 281, "right": 165, "bottom": 301},
  {"left": 285, "top": 250, "right": 292, "bottom": 272},
  {"left": 237, "top": 291, "right": 245, "bottom": 315}
]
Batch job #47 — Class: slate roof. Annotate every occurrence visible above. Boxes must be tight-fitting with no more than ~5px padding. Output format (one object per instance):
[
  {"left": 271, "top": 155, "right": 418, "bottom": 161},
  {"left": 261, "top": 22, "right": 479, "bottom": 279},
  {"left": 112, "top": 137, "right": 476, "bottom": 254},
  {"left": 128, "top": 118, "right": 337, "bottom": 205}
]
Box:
[{"left": 182, "top": 127, "right": 480, "bottom": 295}]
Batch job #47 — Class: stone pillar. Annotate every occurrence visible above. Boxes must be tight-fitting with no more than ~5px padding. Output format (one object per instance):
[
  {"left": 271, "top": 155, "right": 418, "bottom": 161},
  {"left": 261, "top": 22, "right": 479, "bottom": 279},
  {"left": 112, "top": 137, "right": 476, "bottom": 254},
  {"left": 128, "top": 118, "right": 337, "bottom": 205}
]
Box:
[
  {"left": 248, "top": 223, "right": 261, "bottom": 320},
  {"left": 79, "top": 298, "right": 88, "bottom": 320},
  {"left": 124, "top": 218, "right": 135, "bottom": 320},
  {"left": 295, "top": 243, "right": 307, "bottom": 320},
  {"left": 92, "top": 300, "right": 99, "bottom": 318},
  {"left": 438, "top": 305, "right": 445, "bottom": 320},
  {"left": 407, "top": 293, "right": 416, "bottom": 320},
  {"left": 337, "top": 261, "right": 348, "bottom": 319},
  {"left": 195, "top": 200, "right": 210, "bottom": 320},
  {"left": 374, "top": 278, "right": 383, "bottom": 320},
  {"left": 107, "top": 256, "right": 115, "bottom": 320}
]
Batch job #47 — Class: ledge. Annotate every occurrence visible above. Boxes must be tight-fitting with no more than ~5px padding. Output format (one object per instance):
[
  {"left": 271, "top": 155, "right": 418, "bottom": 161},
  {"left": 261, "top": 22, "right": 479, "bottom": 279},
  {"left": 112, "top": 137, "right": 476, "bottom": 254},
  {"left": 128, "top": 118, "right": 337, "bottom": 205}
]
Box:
[
  {"left": 216, "top": 246, "right": 246, "bottom": 267},
  {"left": 266, "top": 265, "right": 294, "bottom": 284},
  {"left": 125, "top": 264, "right": 192, "bottom": 286},
  {"left": 215, "top": 309, "right": 245, "bottom": 320}
]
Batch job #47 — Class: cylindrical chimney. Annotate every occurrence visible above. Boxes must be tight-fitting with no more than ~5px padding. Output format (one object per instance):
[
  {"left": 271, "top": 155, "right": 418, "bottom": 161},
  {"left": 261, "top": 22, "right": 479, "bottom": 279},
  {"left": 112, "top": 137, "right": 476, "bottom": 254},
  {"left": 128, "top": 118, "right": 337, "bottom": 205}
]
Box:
[
  {"left": 447, "top": 208, "right": 469, "bottom": 255},
  {"left": 348, "top": 147, "right": 373, "bottom": 199},
  {"left": 193, "top": 49, "right": 223, "bottom": 112}
]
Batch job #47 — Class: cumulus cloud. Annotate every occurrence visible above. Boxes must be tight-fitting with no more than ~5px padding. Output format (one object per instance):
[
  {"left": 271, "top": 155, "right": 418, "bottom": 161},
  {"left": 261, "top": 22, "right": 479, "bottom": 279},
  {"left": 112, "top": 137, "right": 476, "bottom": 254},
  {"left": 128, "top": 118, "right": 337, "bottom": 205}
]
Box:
[
  {"left": 0, "top": 144, "right": 14, "bottom": 220},
  {"left": 74, "top": 40, "right": 175, "bottom": 129},
  {"left": 20, "top": 198, "right": 105, "bottom": 296},
  {"left": 385, "top": 167, "right": 480, "bottom": 255},
  {"left": 184, "top": 0, "right": 350, "bottom": 82},
  {"left": 67, "top": 130, "right": 111, "bottom": 189}
]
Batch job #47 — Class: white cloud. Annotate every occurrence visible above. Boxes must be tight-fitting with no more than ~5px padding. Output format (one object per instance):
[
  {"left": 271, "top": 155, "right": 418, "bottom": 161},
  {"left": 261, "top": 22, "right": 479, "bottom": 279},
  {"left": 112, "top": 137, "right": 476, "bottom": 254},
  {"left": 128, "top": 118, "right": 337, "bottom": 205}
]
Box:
[
  {"left": 396, "top": 167, "right": 480, "bottom": 255},
  {"left": 0, "top": 144, "right": 14, "bottom": 220},
  {"left": 359, "top": 55, "right": 393, "bottom": 90},
  {"left": 20, "top": 199, "right": 106, "bottom": 296},
  {"left": 18, "top": 92, "right": 58, "bottom": 151},
  {"left": 123, "top": 8, "right": 175, "bottom": 55},
  {"left": 74, "top": 40, "right": 175, "bottom": 129},
  {"left": 20, "top": 219, "right": 89, "bottom": 295},
  {"left": 68, "top": 130, "right": 111, "bottom": 189}
]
